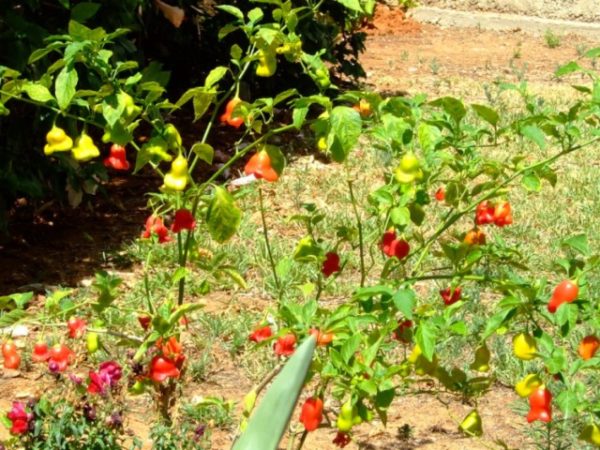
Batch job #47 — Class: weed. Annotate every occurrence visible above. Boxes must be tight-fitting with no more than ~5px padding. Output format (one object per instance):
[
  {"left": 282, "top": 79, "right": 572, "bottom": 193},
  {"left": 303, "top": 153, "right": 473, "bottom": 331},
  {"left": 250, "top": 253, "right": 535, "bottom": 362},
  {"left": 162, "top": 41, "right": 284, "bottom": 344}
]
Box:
[{"left": 544, "top": 29, "right": 561, "bottom": 48}]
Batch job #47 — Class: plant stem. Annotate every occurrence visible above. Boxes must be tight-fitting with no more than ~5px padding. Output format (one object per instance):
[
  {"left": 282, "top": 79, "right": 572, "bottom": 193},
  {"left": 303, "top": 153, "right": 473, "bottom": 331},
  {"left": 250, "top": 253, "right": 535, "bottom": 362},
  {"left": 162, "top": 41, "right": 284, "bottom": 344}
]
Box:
[
  {"left": 347, "top": 178, "right": 366, "bottom": 287},
  {"left": 295, "top": 431, "right": 308, "bottom": 450},
  {"left": 259, "top": 184, "right": 281, "bottom": 295}
]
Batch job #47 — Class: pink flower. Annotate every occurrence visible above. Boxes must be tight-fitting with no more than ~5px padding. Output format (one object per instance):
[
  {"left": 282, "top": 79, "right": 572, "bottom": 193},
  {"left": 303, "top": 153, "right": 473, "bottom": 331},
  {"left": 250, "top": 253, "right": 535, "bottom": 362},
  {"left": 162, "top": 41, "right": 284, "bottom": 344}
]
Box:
[
  {"left": 87, "top": 361, "right": 122, "bottom": 395},
  {"left": 7, "top": 402, "right": 32, "bottom": 435},
  {"left": 171, "top": 209, "right": 196, "bottom": 233}
]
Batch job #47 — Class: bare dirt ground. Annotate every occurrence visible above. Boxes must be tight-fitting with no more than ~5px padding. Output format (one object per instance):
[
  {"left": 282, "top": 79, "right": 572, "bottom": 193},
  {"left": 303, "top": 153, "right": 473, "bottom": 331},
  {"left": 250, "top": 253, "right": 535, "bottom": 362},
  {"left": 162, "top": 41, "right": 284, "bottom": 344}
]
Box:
[{"left": 2, "top": 6, "right": 599, "bottom": 450}]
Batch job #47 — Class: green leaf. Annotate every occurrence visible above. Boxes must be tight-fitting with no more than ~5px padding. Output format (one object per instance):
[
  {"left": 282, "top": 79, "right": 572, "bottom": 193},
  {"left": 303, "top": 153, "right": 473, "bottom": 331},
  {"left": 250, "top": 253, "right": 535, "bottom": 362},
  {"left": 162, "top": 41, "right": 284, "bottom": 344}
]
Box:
[
  {"left": 22, "top": 83, "right": 54, "bottom": 103},
  {"left": 0, "top": 292, "right": 33, "bottom": 311},
  {"left": 417, "top": 122, "right": 441, "bottom": 152},
  {"left": 341, "top": 335, "right": 361, "bottom": 364},
  {"left": 556, "top": 389, "right": 578, "bottom": 418},
  {"left": 561, "top": 234, "right": 589, "bottom": 256},
  {"left": 334, "top": 0, "right": 363, "bottom": 12},
  {"left": 328, "top": 106, "right": 362, "bottom": 162},
  {"left": 205, "top": 66, "right": 228, "bottom": 88},
  {"left": 522, "top": 173, "right": 542, "bottom": 192},
  {"left": 55, "top": 66, "right": 78, "bottom": 110},
  {"left": 217, "top": 5, "right": 244, "bottom": 21},
  {"left": 206, "top": 186, "right": 241, "bottom": 243},
  {"left": 102, "top": 94, "right": 125, "bottom": 127},
  {"left": 584, "top": 47, "right": 600, "bottom": 58},
  {"left": 232, "top": 336, "right": 316, "bottom": 450},
  {"left": 471, "top": 104, "right": 499, "bottom": 127},
  {"left": 555, "top": 61, "right": 581, "bottom": 77},
  {"left": 389, "top": 206, "right": 410, "bottom": 226},
  {"left": 430, "top": 97, "right": 466, "bottom": 124},
  {"left": 293, "top": 236, "right": 321, "bottom": 263},
  {"left": 191, "top": 143, "right": 214, "bottom": 164},
  {"left": 70, "top": 2, "right": 101, "bottom": 22},
  {"left": 0, "top": 309, "right": 27, "bottom": 328},
  {"left": 416, "top": 321, "right": 436, "bottom": 362},
  {"left": 521, "top": 125, "right": 546, "bottom": 149},
  {"left": 392, "top": 289, "right": 415, "bottom": 319}
]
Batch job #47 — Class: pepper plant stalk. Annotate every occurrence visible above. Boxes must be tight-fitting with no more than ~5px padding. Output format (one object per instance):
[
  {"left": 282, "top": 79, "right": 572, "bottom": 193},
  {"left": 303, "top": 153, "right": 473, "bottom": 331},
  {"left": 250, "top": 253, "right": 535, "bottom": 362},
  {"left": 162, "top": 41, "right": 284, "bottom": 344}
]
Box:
[{"left": 259, "top": 183, "right": 281, "bottom": 295}]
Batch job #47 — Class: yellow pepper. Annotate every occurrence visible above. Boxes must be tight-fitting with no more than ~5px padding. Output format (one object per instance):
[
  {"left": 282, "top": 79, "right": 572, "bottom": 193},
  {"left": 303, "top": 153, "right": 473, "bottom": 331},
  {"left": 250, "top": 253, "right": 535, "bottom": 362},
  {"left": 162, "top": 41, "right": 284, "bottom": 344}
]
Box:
[
  {"left": 71, "top": 133, "right": 100, "bottom": 161},
  {"left": 256, "top": 48, "right": 277, "bottom": 77},
  {"left": 580, "top": 423, "right": 600, "bottom": 447},
  {"left": 512, "top": 333, "right": 538, "bottom": 360},
  {"left": 336, "top": 401, "right": 360, "bottom": 432},
  {"left": 408, "top": 344, "right": 438, "bottom": 376},
  {"left": 514, "top": 374, "right": 543, "bottom": 398},
  {"left": 459, "top": 410, "right": 483, "bottom": 437},
  {"left": 163, "top": 154, "right": 188, "bottom": 191},
  {"left": 44, "top": 126, "right": 73, "bottom": 155},
  {"left": 469, "top": 344, "right": 491, "bottom": 372},
  {"left": 394, "top": 152, "right": 424, "bottom": 184},
  {"left": 317, "top": 136, "right": 327, "bottom": 151}
]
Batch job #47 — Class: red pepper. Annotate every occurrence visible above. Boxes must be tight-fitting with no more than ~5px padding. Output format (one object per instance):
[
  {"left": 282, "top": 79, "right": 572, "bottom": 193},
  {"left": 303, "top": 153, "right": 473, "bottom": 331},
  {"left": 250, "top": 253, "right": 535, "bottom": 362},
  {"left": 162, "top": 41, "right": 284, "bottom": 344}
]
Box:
[
  {"left": 32, "top": 341, "right": 50, "bottom": 363},
  {"left": 322, "top": 252, "right": 341, "bottom": 277},
  {"left": 547, "top": 279, "right": 579, "bottom": 313},
  {"left": 434, "top": 187, "right": 445, "bottom": 202},
  {"left": 2, "top": 340, "right": 17, "bottom": 358},
  {"left": 299, "top": 397, "right": 323, "bottom": 431},
  {"left": 171, "top": 209, "right": 196, "bottom": 233},
  {"left": 103, "top": 144, "right": 130, "bottom": 171},
  {"left": 141, "top": 215, "right": 172, "bottom": 243},
  {"left": 393, "top": 319, "right": 412, "bottom": 343},
  {"left": 67, "top": 316, "right": 87, "bottom": 338},
  {"left": 149, "top": 355, "right": 180, "bottom": 383},
  {"left": 244, "top": 150, "right": 279, "bottom": 182},
  {"left": 475, "top": 201, "right": 495, "bottom": 225},
  {"left": 249, "top": 325, "right": 272, "bottom": 343},
  {"left": 440, "top": 287, "right": 462, "bottom": 306},
  {"left": 2, "top": 340, "right": 21, "bottom": 370},
  {"left": 333, "top": 431, "right": 352, "bottom": 448},
  {"left": 380, "top": 230, "right": 410, "bottom": 259},
  {"left": 47, "top": 344, "right": 74, "bottom": 372},
  {"left": 138, "top": 315, "right": 151, "bottom": 331},
  {"left": 527, "top": 387, "right": 552, "bottom": 423},
  {"left": 493, "top": 201, "right": 513, "bottom": 227},
  {"left": 273, "top": 334, "right": 296, "bottom": 356}
]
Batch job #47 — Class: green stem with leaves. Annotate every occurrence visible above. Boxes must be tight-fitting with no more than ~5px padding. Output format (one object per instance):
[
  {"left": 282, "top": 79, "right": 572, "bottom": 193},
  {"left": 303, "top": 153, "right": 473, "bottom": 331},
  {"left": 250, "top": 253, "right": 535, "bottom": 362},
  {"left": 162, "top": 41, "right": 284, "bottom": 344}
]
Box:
[{"left": 259, "top": 183, "right": 281, "bottom": 295}]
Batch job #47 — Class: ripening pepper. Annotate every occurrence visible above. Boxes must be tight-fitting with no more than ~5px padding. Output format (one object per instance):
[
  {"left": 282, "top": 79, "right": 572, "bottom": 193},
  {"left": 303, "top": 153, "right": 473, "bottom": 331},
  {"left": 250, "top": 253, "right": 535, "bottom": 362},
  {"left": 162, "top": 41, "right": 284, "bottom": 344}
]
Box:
[
  {"left": 44, "top": 126, "right": 73, "bottom": 155},
  {"left": 72, "top": 133, "right": 100, "bottom": 162},
  {"left": 547, "top": 279, "right": 579, "bottom": 313},
  {"left": 394, "top": 152, "right": 423, "bottom": 184},
  {"left": 435, "top": 187, "right": 445, "bottom": 202},
  {"left": 129, "top": 379, "right": 146, "bottom": 395},
  {"left": 352, "top": 99, "right": 372, "bottom": 118},
  {"left": 515, "top": 374, "right": 543, "bottom": 398},
  {"left": 464, "top": 228, "right": 486, "bottom": 245},
  {"left": 470, "top": 344, "right": 491, "bottom": 372},
  {"left": 67, "top": 316, "right": 86, "bottom": 338},
  {"left": 309, "top": 329, "right": 334, "bottom": 346},
  {"left": 527, "top": 387, "right": 552, "bottom": 423},
  {"left": 578, "top": 335, "right": 600, "bottom": 360},
  {"left": 47, "top": 344, "right": 74, "bottom": 372},
  {"left": 163, "top": 154, "right": 189, "bottom": 191},
  {"left": 86, "top": 332, "right": 99, "bottom": 354},
  {"left": 579, "top": 423, "right": 600, "bottom": 447},
  {"left": 459, "top": 409, "right": 483, "bottom": 437},
  {"left": 244, "top": 149, "right": 279, "bottom": 182},
  {"left": 220, "top": 97, "right": 244, "bottom": 128},
  {"left": 513, "top": 333, "right": 538, "bottom": 360},
  {"left": 256, "top": 48, "right": 277, "bottom": 77},
  {"left": 493, "top": 201, "right": 513, "bottom": 227},
  {"left": 299, "top": 397, "right": 323, "bottom": 431}
]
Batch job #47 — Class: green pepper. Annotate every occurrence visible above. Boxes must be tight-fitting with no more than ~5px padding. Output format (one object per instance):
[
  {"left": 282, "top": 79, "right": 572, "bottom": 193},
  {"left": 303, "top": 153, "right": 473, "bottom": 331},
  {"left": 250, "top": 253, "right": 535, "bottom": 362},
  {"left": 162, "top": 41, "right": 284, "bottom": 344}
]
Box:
[
  {"left": 469, "top": 344, "right": 491, "bottom": 372},
  {"left": 336, "top": 401, "right": 355, "bottom": 432},
  {"left": 164, "top": 124, "right": 182, "bottom": 149},
  {"left": 145, "top": 137, "right": 172, "bottom": 162}
]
